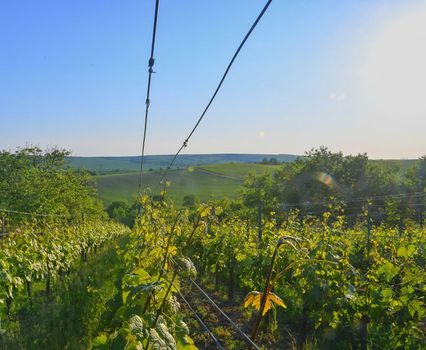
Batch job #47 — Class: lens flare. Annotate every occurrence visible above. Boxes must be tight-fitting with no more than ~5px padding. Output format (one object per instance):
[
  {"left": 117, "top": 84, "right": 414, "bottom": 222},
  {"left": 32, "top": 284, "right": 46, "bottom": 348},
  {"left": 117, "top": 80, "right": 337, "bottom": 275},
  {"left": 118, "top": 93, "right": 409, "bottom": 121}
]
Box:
[{"left": 316, "top": 172, "right": 336, "bottom": 189}]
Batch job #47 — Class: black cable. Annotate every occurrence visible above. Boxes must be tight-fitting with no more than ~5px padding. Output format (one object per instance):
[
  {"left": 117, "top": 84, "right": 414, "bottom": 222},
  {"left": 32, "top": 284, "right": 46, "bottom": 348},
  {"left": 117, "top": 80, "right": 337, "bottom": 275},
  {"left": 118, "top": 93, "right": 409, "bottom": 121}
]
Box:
[
  {"left": 167, "top": 257, "right": 260, "bottom": 349},
  {"left": 280, "top": 192, "right": 426, "bottom": 209},
  {"left": 0, "top": 208, "right": 70, "bottom": 218},
  {"left": 156, "top": 0, "right": 273, "bottom": 190},
  {"left": 176, "top": 286, "right": 225, "bottom": 350},
  {"left": 160, "top": 267, "right": 225, "bottom": 350},
  {"left": 189, "top": 277, "right": 261, "bottom": 349},
  {"left": 138, "top": 0, "right": 160, "bottom": 195}
]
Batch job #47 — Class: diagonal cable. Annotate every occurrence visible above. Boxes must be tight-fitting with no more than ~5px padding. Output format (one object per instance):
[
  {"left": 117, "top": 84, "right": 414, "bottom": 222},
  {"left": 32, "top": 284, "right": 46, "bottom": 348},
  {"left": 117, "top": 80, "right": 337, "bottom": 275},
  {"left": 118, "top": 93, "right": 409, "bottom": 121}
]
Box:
[
  {"left": 160, "top": 267, "right": 225, "bottom": 350},
  {"left": 156, "top": 0, "right": 273, "bottom": 191}
]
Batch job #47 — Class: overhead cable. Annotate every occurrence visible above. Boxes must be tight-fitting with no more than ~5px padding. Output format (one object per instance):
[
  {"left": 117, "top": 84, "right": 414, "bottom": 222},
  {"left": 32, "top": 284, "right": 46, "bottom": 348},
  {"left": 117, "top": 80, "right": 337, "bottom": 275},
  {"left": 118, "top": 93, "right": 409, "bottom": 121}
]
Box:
[
  {"left": 138, "top": 0, "right": 161, "bottom": 195},
  {"left": 157, "top": 0, "right": 273, "bottom": 189}
]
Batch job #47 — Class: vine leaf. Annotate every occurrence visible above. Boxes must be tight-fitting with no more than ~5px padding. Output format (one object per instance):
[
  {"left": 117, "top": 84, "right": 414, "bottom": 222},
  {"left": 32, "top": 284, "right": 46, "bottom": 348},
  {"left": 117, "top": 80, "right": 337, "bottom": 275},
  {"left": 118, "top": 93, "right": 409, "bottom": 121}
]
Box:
[
  {"left": 244, "top": 291, "right": 286, "bottom": 316},
  {"left": 173, "top": 256, "right": 197, "bottom": 278}
]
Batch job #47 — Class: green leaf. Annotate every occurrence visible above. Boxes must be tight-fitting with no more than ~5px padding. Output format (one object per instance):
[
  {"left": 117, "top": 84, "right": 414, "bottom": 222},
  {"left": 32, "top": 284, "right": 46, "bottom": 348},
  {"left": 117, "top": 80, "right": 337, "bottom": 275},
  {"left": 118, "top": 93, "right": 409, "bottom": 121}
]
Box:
[
  {"left": 345, "top": 284, "right": 357, "bottom": 300},
  {"left": 128, "top": 315, "right": 145, "bottom": 338},
  {"left": 92, "top": 334, "right": 109, "bottom": 349},
  {"left": 407, "top": 300, "right": 423, "bottom": 318},
  {"left": 377, "top": 261, "right": 399, "bottom": 282},
  {"left": 381, "top": 288, "right": 393, "bottom": 301},
  {"left": 397, "top": 245, "right": 417, "bottom": 258},
  {"left": 177, "top": 335, "right": 198, "bottom": 350},
  {"left": 173, "top": 256, "right": 197, "bottom": 278},
  {"left": 149, "top": 326, "right": 176, "bottom": 350},
  {"left": 127, "top": 281, "right": 164, "bottom": 303},
  {"left": 199, "top": 206, "right": 211, "bottom": 218}
]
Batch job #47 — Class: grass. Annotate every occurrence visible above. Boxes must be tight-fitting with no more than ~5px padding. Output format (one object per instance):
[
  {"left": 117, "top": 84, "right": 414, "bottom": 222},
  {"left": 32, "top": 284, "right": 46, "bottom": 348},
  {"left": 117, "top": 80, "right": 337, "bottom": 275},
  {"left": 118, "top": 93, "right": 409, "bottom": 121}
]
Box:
[
  {"left": 95, "top": 163, "right": 283, "bottom": 206},
  {"left": 198, "top": 163, "right": 282, "bottom": 178}
]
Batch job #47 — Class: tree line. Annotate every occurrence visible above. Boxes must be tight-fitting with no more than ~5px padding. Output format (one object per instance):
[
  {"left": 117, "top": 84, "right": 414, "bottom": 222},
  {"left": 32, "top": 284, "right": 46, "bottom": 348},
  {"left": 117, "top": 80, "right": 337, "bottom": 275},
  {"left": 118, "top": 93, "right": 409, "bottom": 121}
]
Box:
[{"left": 0, "top": 147, "right": 105, "bottom": 227}]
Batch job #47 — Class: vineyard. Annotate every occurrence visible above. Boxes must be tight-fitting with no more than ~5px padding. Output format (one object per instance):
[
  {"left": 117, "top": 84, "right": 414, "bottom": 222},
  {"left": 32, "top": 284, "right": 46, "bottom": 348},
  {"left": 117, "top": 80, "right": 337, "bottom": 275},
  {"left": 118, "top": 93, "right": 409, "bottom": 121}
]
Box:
[
  {"left": 0, "top": 149, "right": 425, "bottom": 349},
  {"left": 0, "top": 216, "right": 129, "bottom": 348},
  {"left": 1, "top": 0, "right": 426, "bottom": 348},
  {"left": 90, "top": 195, "right": 424, "bottom": 349}
]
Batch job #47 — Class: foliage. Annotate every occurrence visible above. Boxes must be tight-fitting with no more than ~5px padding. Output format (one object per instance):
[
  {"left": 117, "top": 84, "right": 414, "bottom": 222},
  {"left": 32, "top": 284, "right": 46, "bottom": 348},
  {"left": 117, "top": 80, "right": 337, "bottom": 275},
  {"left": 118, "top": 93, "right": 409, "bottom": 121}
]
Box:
[
  {"left": 93, "top": 195, "right": 199, "bottom": 350},
  {"left": 0, "top": 147, "right": 105, "bottom": 225},
  {"left": 242, "top": 147, "right": 425, "bottom": 225},
  {"left": 244, "top": 291, "right": 286, "bottom": 315},
  {"left": 0, "top": 218, "right": 128, "bottom": 348},
  {"left": 182, "top": 195, "right": 199, "bottom": 209},
  {"left": 131, "top": 196, "right": 425, "bottom": 349},
  {"left": 107, "top": 201, "right": 138, "bottom": 227}
]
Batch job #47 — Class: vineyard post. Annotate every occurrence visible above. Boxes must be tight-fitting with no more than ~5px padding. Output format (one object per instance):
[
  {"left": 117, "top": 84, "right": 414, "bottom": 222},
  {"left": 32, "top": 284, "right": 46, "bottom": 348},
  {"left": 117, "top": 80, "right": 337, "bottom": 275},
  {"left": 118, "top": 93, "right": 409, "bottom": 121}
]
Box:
[
  {"left": 360, "top": 204, "right": 372, "bottom": 350},
  {"left": 258, "top": 201, "right": 263, "bottom": 243},
  {"left": 398, "top": 217, "right": 405, "bottom": 237},
  {"left": 81, "top": 211, "right": 85, "bottom": 228},
  {"left": 366, "top": 204, "right": 372, "bottom": 254},
  {"left": 1, "top": 214, "right": 5, "bottom": 235}
]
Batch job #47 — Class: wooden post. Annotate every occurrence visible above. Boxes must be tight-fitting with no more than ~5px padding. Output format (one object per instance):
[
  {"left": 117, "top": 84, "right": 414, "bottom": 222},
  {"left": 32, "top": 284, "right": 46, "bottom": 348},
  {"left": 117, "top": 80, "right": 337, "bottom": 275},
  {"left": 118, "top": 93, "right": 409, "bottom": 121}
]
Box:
[
  {"left": 366, "top": 205, "right": 372, "bottom": 254},
  {"left": 398, "top": 217, "right": 405, "bottom": 237},
  {"left": 360, "top": 205, "right": 371, "bottom": 350},
  {"left": 1, "top": 215, "right": 5, "bottom": 235},
  {"left": 258, "top": 201, "right": 263, "bottom": 243}
]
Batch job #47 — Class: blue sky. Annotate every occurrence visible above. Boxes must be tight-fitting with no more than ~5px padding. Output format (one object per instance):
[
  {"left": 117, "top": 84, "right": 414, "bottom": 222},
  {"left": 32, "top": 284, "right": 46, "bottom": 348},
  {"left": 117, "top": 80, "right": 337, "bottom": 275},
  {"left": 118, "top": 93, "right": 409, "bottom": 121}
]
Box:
[{"left": 1, "top": 0, "right": 425, "bottom": 158}]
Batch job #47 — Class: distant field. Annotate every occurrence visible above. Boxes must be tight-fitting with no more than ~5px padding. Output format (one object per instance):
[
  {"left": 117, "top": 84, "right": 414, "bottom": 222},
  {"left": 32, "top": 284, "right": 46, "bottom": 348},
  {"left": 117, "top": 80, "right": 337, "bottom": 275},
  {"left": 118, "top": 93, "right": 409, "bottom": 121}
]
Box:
[
  {"left": 94, "top": 158, "right": 420, "bottom": 206},
  {"left": 95, "top": 163, "right": 282, "bottom": 206},
  {"left": 67, "top": 153, "right": 298, "bottom": 173},
  {"left": 196, "top": 163, "right": 282, "bottom": 179}
]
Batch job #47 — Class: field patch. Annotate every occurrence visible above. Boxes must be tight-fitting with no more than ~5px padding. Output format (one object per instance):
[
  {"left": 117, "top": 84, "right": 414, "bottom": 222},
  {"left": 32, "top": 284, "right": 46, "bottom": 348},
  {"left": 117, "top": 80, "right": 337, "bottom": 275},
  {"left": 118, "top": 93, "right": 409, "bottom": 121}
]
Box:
[{"left": 95, "top": 163, "right": 283, "bottom": 206}]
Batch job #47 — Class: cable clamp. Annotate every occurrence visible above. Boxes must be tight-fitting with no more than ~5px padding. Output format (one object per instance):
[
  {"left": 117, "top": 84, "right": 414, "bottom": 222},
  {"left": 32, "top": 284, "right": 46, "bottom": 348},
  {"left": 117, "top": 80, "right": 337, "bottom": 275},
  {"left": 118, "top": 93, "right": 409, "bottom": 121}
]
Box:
[
  {"left": 146, "top": 98, "right": 150, "bottom": 107},
  {"left": 148, "top": 58, "right": 156, "bottom": 73},
  {"left": 183, "top": 139, "right": 188, "bottom": 148}
]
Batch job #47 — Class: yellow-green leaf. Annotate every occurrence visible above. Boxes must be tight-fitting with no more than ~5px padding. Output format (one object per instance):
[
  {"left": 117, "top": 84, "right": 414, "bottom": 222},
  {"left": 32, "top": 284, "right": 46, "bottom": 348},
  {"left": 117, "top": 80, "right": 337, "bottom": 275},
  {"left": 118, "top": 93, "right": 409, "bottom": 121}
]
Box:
[
  {"left": 269, "top": 292, "right": 287, "bottom": 309},
  {"left": 243, "top": 291, "right": 286, "bottom": 315}
]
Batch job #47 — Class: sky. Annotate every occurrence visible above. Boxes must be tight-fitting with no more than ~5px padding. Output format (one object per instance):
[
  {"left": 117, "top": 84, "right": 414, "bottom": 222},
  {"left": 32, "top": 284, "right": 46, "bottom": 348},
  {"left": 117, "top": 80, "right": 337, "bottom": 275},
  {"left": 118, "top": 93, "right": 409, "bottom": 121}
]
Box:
[{"left": 0, "top": 0, "right": 425, "bottom": 159}]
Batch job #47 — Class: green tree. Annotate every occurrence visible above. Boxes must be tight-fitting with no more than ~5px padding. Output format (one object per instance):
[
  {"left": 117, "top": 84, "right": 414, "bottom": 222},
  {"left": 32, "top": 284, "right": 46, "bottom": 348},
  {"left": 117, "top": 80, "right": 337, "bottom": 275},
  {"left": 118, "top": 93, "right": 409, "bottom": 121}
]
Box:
[
  {"left": 106, "top": 201, "right": 136, "bottom": 227},
  {"left": 245, "top": 147, "right": 403, "bottom": 220},
  {"left": 0, "top": 147, "right": 104, "bottom": 224},
  {"left": 404, "top": 156, "right": 426, "bottom": 224},
  {"left": 182, "top": 194, "right": 200, "bottom": 209}
]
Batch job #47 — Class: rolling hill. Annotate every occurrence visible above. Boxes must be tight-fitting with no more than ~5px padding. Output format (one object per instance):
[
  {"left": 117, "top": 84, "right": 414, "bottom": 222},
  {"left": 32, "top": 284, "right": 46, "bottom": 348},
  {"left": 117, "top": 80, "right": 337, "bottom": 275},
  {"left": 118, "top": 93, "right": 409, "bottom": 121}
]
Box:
[
  {"left": 67, "top": 153, "right": 298, "bottom": 173},
  {"left": 95, "top": 163, "right": 282, "bottom": 206}
]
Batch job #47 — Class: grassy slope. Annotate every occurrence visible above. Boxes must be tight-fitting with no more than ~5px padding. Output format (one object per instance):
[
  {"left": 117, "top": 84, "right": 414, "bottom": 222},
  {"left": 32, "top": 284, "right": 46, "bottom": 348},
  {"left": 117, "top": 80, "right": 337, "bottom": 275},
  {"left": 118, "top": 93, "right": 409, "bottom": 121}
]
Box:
[
  {"left": 67, "top": 154, "right": 298, "bottom": 172},
  {"left": 95, "top": 163, "right": 281, "bottom": 206},
  {"left": 94, "top": 159, "right": 419, "bottom": 206},
  {"left": 199, "top": 163, "right": 282, "bottom": 178},
  {"left": 69, "top": 155, "right": 418, "bottom": 175}
]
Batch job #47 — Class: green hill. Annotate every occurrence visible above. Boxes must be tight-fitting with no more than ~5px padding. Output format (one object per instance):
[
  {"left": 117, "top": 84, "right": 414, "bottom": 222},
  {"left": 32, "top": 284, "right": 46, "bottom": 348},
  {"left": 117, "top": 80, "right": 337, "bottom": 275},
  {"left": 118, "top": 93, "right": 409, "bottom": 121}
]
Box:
[
  {"left": 92, "top": 156, "right": 420, "bottom": 206},
  {"left": 95, "top": 163, "right": 281, "bottom": 206},
  {"left": 67, "top": 154, "right": 298, "bottom": 173}
]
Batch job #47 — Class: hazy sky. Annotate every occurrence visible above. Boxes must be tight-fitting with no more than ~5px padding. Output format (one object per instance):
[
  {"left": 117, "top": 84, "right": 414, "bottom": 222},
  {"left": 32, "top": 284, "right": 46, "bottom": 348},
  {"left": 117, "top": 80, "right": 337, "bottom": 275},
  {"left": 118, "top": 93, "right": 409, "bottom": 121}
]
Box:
[{"left": 1, "top": 0, "right": 425, "bottom": 158}]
